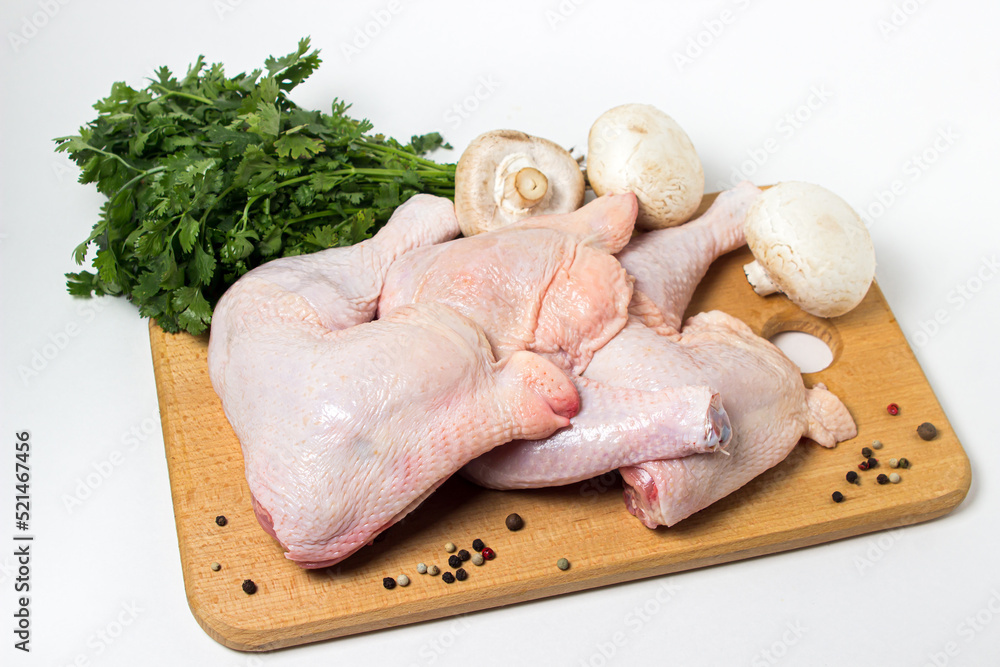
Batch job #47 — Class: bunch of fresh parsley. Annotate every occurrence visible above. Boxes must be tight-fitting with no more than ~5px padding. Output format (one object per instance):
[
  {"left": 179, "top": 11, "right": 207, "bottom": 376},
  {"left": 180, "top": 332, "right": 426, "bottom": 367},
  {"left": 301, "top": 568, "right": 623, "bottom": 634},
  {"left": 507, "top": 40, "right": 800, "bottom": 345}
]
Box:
[{"left": 56, "top": 37, "right": 455, "bottom": 335}]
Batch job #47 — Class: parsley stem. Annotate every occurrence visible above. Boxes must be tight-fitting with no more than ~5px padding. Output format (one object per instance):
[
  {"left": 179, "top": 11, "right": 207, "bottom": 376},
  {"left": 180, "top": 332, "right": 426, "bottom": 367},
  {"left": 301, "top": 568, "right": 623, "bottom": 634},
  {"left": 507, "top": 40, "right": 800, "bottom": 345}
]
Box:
[
  {"left": 110, "top": 166, "right": 167, "bottom": 203},
  {"left": 151, "top": 84, "right": 214, "bottom": 105},
  {"left": 77, "top": 145, "right": 147, "bottom": 175},
  {"left": 358, "top": 139, "right": 454, "bottom": 170}
]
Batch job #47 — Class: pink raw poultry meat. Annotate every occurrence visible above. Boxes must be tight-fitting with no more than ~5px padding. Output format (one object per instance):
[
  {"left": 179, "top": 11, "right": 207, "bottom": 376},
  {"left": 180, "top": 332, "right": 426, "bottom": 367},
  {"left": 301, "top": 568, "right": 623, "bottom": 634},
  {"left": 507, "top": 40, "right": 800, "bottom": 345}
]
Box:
[
  {"left": 209, "top": 192, "right": 723, "bottom": 567},
  {"left": 382, "top": 194, "right": 735, "bottom": 487},
  {"left": 208, "top": 195, "right": 580, "bottom": 567},
  {"left": 464, "top": 182, "right": 857, "bottom": 527},
  {"left": 462, "top": 183, "right": 762, "bottom": 489}
]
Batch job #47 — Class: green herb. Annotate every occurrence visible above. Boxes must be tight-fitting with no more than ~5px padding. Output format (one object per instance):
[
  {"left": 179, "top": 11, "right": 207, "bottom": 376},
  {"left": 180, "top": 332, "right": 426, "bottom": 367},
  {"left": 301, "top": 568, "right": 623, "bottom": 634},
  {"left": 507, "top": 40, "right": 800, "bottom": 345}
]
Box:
[{"left": 56, "top": 37, "right": 455, "bottom": 335}]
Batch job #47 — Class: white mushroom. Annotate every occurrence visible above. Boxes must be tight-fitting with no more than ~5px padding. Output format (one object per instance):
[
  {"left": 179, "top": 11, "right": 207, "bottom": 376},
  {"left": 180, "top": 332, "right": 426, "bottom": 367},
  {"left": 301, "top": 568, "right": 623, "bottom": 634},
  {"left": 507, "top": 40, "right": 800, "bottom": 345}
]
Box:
[
  {"left": 454, "top": 130, "right": 585, "bottom": 236},
  {"left": 586, "top": 103, "right": 704, "bottom": 229},
  {"left": 743, "top": 181, "right": 876, "bottom": 318}
]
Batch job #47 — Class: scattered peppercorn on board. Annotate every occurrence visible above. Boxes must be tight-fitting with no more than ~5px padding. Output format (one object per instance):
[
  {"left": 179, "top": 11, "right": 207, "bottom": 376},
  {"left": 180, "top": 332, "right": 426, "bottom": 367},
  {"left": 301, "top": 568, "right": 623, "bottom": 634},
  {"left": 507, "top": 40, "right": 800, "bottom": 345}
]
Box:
[{"left": 149, "top": 191, "right": 971, "bottom": 651}]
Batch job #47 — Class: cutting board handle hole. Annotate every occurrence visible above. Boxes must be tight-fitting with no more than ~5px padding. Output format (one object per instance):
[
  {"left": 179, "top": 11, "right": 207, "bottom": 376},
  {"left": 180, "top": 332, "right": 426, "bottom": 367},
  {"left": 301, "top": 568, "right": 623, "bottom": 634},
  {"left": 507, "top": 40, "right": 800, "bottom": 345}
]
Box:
[{"left": 761, "top": 314, "right": 842, "bottom": 374}]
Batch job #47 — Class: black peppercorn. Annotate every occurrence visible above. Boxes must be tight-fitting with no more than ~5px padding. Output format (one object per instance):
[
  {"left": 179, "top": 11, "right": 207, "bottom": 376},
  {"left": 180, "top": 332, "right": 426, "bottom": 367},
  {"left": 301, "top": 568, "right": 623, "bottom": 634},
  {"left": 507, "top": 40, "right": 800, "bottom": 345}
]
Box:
[
  {"left": 867, "top": 457, "right": 879, "bottom": 468},
  {"left": 505, "top": 513, "right": 524, "bottom": 531},
  {"left": 242, "top": 579, "right": 257, "bottom": 594},
  {"left": 457, "top": 549, "right": 470, "bottom": 562},
  {"left": 442, "top": 572, "right": 455, "bottom": 584},
  {"left": 861, "top": 447, "right": 873, "bottom": 458},
  {"left": 917, "top": 422, "right": 937, "bottom": 441},
  {"left": 472, "top": 538, "right": 485, "bottom": 552},
  {"left": 877, "top": 474, "right": 889, "bottom": 485},
  {"left": 846, "top": 470, "right": 859, "bottom": 484},
  {"left": 832, "top": 491, "right": 844, "bottom": 503},
  {"left": 215, "top": 515, "right": 227, "bottom": 527},
  {"left": 448, "top": 555, "right": 462, "bottom": 569},
  {"left": 455, "top": 568, "right": 468, "bottom": 581},
  {"left": 382, "top": 577, "right": 396, "bottom": 590}
]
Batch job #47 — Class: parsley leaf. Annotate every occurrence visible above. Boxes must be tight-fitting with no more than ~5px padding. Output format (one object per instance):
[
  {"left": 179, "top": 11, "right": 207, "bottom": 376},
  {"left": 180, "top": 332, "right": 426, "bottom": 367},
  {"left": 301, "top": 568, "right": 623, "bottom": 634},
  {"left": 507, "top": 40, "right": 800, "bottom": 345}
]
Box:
[{"left": 57, "top": 37, "right": 456, "bottom": 335}]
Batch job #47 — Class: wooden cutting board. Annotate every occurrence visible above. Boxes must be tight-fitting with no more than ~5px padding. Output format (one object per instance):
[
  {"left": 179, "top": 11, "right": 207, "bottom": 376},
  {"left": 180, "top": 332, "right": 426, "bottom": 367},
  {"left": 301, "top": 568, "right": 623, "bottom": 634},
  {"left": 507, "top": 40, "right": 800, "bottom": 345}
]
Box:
[{"left": 149, "top": 192, "right": 971, "bottom": 651}]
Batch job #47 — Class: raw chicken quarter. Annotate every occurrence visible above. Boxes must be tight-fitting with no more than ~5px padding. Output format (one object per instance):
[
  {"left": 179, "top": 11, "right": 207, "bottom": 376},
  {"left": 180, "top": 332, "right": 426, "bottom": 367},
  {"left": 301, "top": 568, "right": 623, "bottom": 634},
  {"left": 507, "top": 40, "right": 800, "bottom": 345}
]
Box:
[{"left": 208, "top": 185, "right": 857, "bottom": 569}]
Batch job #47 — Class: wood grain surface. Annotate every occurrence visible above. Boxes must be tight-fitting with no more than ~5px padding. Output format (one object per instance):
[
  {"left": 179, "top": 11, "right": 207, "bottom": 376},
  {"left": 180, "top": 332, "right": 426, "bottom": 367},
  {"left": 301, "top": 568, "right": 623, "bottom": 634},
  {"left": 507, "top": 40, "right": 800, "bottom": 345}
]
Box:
[{"left": 149, "top": 192, "right": 971, "bottom": 651}]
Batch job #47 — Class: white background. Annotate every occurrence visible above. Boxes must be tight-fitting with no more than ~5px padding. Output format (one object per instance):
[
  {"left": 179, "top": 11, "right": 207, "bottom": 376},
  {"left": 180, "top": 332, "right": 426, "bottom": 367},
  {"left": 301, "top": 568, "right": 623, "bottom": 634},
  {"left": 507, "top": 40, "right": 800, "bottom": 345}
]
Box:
[{"left": 2, "top": 1, "right": 999, "bottom": 665}]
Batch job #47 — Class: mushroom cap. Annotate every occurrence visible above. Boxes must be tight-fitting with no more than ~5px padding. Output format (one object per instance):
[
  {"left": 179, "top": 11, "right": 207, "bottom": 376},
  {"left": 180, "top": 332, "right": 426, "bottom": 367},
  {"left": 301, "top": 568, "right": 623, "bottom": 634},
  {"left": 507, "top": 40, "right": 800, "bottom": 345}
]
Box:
[
  {"left": 745, "top": 181, "right": 876, "bottom": 317},
  {"left": 586, "top": 103, "right": 704, "bottom": 230},
  {"left": 454, "top": 130, "right": 585, "bottom": 237}
]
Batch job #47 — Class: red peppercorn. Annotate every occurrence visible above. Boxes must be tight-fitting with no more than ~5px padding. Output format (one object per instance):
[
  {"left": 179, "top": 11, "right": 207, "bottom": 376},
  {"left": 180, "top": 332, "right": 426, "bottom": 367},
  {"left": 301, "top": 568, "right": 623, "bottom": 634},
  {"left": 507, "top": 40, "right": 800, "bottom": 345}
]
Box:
[
  {"left": 887, "top": 403, "right": 899, "bottom": 416},
  {"left": 858, "top": 460, "right": 870, "bottom": 471},
  {"left": 482, "top": 547, "right": 496, "bottom": 561}
]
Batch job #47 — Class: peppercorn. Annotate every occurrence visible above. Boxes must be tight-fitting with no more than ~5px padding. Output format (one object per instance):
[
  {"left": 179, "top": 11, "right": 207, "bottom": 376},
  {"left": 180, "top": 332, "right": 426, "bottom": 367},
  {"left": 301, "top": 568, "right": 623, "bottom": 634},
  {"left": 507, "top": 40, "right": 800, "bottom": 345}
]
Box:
[
  {"left": 215, "top": 515, "right": 228, "bottom": 527},
  {"left": 877, "top": 474, "right": 889, "bottom": 485},
  {"left": 872, "top": 439, "right": 883, "bottom": 450},
  {"left": 472, "top": 553, "right": 485, "bottom": 566},
  {"left": 556, "top": 558, "right": 570, "bottom": 571},
  {"left": 898, "top": 458, "right": 910, "bottom": 469},
  {"left": 832, "top": 491, "right": 844, "bottom": 503},
  {"left": 210, "top": 562, "right": 221, "bottom": 572},
  {"left": 444, "top": 542, "right": 456, "bottom": 553},
  {"left": 889, "top": 473, "right": 901, "bottom": 484},
  {"left": 397, "top": 574, "right": 410, "bottom": 587},
  {"left": 917, "top": 422, "right": 938, "bottom": 441},
  {"left": 442, "top": 572, "right": 455, "bottom": 584},
  {"left": 858, "top": 460, "right": 870, "bottom": 471},
  {"left": 448, "top": 555, "right": 462, "bottom": 568},
  {"left": 846, "top": 471, "right": 859, "bottom": 484},
  {"left": 862, "top": 446, "right": 873, "bottom": 458},
  {"left": 505, "top": 513, "right": 524, "bottom": 531},
  {"left": 867, "top": 457, "right": 879, "bottom": 468},
  {"left": 472, "top": 538, "right": 485, "bottom": 551},
  {"left": 382, "top": 577, "right": 396, "bottom": 590},
  {"left": 457, "top": 549, "right": 471, "bottom": 562},
  {"left": 482, "top": 547, "right": 496, "bottom": 560},
  {"left": 887, "top": 403, "right": 899, "bottom": 416},
  {"left": 242, "top": 579, "right": 257, "bottom": 594},
  {"left": 416, "top": 563, "right": 427, "bottom": 575},
  {"left": 428, "top": 565, "right": 440, "bottom": 576},
  {"left": 889, "top": 458, "right": 899, "bottom": 468},
  {"left": 455, "top": 568, "right": 468, "bottom": 581}
]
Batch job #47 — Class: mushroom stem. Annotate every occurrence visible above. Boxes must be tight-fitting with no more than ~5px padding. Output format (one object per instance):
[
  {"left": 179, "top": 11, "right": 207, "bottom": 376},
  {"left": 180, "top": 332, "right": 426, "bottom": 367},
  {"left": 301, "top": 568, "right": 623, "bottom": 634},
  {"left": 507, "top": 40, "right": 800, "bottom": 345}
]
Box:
[
  {"left": 744, "top": 260, "right": 779, "bottom": 295},
  {"left": 508, "top": 167, "right": 548, "bottom": 205}
]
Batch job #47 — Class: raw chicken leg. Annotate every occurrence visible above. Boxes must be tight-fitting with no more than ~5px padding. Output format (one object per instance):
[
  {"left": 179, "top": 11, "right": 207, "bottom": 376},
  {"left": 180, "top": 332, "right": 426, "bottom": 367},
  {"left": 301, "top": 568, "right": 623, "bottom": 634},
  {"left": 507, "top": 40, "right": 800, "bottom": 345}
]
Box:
[
  {"left": 617, "top": 180, "right": 762, "bottom": 329},
  {"left": 592, "top": 316, "right": 856, "bottom": 527},
  {"left": 376, "top": 194, "right": 735, "bottom": 489},
  {"left": 208, "top": 195, "right": 579, "bottom": 567},
  {"left": 462, "top": 184, "right": 762, "bottom": 490},
  {"left": 463, "top": 182, "right": 856, "bottom": 528},
  {"left": 462, "top": 378, "right": 732, "bottom": 489}
]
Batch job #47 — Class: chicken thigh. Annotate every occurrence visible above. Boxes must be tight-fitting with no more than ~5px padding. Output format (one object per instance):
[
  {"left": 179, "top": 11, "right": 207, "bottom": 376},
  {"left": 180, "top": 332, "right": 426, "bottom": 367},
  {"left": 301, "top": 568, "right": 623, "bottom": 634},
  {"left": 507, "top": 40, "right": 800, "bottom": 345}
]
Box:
[
  {"left": 591, "top": 316, "right": 856, "bottom": 528},
  {"left": 208, "top": 195, "right": 579, "bottom": 567}
]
